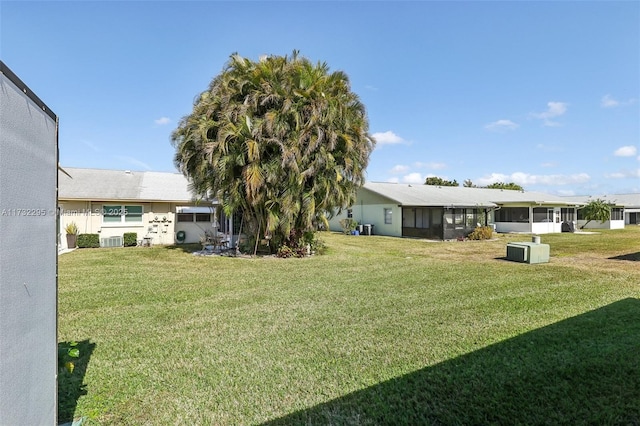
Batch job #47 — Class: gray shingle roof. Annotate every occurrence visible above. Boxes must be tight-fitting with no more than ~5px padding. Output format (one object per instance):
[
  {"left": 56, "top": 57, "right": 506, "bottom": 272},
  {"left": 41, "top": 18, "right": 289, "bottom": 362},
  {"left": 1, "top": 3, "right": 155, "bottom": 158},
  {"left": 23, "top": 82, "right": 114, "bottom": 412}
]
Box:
[
  {"left": 561, "top": 193, "right": 640, "bottom": 208},
  {"left": 362, "top": 182, "right": 584, "bottom": 207},
  {"left": 58, "top": 167, "right": 195, "bottom": 202}
]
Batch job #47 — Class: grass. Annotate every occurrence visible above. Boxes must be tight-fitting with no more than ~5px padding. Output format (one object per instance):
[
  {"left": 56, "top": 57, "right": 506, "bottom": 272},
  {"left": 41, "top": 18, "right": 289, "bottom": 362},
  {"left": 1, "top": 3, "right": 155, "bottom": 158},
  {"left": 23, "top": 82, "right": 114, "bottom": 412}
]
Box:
[{"left": 58, "top": 227, "right": 640, "bottom": 424}]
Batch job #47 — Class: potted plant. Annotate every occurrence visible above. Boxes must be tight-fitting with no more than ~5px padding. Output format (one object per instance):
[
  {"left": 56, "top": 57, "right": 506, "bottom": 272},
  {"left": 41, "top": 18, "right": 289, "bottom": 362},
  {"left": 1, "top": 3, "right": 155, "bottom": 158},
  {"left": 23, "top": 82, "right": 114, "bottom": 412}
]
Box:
[{"left": 65, "top": 222, "right": 78, "bottom": 248}]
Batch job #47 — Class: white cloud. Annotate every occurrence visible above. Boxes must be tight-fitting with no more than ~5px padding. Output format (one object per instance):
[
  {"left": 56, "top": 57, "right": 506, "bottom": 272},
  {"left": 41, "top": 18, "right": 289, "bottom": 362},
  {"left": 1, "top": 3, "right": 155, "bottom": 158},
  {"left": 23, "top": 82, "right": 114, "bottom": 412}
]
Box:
[
  {"left": 605, "top": 172, "right": 626, "bottom": 179},
  {"left": 605, "top": 169, "right": 640, "bottom": 179},
  {"left": 387, "top": 177, "right": 400, "bottom": 183},
  {"left": 601, "top": 94, "right": 619, "bottom": 108},
  {"left": 154, "top": 117, "right": 171, "bottom": 125},
  {"left": 372, "top": 131, "right": 405, "bottom": 145},
  {"left": 390, "top": 165, "right": 410, "bottom": 174},
  {"left": 613, "top": 145, "right": 637, "bottom": 157},
  {"left": 601, "top": 94, "right": 636, "bottom": 108},
  {"left": 476, "top": 171, "right": 590, "bottom": 187},
  {"left": 402, "top": 173, "right": 424, "bottom": 184},
  {"left": 414, "top": 161, "right": 447, "bottom": 170},
  {"left": 530, "top": 101, "right": 568, "bottom": 127},
  {"left": 484, "top": 119, "right": 519, "bottom": 132}
]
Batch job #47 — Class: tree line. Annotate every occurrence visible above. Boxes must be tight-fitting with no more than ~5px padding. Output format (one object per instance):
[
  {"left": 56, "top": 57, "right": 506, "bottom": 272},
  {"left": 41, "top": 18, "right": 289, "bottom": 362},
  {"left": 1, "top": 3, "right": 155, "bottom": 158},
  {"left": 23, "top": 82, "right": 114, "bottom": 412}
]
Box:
[{"left": 424, "top": 176, "right": 524, "bottom": 191}]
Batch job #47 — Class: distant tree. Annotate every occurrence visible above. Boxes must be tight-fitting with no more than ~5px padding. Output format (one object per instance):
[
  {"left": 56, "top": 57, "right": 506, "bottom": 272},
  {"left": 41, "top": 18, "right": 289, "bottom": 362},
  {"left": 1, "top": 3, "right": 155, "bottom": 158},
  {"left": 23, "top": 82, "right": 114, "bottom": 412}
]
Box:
[
  {"left": 425, "top": 176, "right": 459, "bottom": 187},
  {"left": 486, "top": 182, "right": 524, "bottom": 191},
  {"left": 463, "top": 179, "right": 475, "bottom": 188},
  {"left": 580, "top": 199, "right": 611, "bottom": 229},
  {"left": 172, "top": 51, "right": 375, "bottom": 252}
]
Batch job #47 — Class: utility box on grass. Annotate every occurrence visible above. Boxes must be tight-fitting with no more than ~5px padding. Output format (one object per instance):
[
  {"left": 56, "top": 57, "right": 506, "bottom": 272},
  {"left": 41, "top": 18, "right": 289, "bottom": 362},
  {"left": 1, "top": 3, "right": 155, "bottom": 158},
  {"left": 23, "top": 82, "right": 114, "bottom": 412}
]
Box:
[{"left": 506, "top": 242, "right": 550, "bottom": 264}]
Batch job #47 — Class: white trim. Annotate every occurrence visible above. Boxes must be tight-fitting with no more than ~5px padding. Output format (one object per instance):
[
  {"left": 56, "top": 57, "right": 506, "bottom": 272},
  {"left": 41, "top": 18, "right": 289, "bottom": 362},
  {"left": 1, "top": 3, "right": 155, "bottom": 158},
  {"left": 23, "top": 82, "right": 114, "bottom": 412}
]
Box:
[{"left": 176, "top": 206, "right": 214, "bottom": 214}]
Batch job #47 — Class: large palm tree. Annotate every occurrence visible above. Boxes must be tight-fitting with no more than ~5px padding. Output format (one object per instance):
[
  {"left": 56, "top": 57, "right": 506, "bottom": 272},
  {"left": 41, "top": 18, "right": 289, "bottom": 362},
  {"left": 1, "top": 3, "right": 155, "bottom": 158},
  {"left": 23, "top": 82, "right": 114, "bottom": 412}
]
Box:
[{"left": 172, "top": 51, "right": 375, "bottom": 251}]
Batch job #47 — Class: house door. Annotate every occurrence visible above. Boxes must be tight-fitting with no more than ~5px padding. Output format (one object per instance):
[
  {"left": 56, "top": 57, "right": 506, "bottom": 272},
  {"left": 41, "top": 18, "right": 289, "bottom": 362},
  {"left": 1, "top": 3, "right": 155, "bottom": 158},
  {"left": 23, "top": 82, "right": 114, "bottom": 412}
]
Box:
[{"left": 547, "top": 208, "right": 555, "bottom": 233}]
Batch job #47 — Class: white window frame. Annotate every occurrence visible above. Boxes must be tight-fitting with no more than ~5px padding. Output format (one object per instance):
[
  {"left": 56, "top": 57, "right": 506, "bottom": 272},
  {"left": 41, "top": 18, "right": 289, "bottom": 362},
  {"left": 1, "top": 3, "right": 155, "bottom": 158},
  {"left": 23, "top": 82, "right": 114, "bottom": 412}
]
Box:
[
  {"left": 102, "top": 204, "right": 144, "bottom": 225},
  {"left": 384, "top": 208, "right": 392, "bottom": 224}
]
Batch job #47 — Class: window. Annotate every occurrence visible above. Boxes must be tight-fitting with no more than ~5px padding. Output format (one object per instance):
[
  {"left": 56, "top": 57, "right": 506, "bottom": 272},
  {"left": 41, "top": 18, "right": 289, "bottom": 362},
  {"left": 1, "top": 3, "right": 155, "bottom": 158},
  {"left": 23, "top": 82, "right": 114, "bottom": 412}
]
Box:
[
  {"left": 103, "top": 205, "right": 143, "bottom": 224},
  {"left": 177, "top": 213, "right": 212, "bottom": 223},
  {"left": 431, "top": 208, "right": 442, "bottom": 226},
  {"left": 420, "top": 209, "right": 431, "bottom": 228},
  {"left": 495, "top": 207, "right": 529, "bottom": 223},
  {"left": 195, "top": 213, "right": 211, "bottom": 222},
  {"left": 177, "top": 213, "right": 193, "bottom": 222},
  {"left": 384, "top": 208, "right": 392, "bottom": 224},
  {"left": 403, "top": 209, "right": 415, "bottom": 227},
  {"left": 444, "top": 209, "right": 466, "bottom": 229},
  {"left": 533, "top": 208, "right": 552, "bottom": 223},
  {"left": 402, "top": 208, "right": 440, "bottom": 229},
  {"left": 611, "top": 208, "right": 623, "bottom": 221},
  {"left": 454, "top": 209, "right": 464, "bottom": 229},
  {"left": 561, "top": 208, "right": 575, "bottom": 222},
  {"left": 465, "top": 209, "right": 476, "bottom": 228}
]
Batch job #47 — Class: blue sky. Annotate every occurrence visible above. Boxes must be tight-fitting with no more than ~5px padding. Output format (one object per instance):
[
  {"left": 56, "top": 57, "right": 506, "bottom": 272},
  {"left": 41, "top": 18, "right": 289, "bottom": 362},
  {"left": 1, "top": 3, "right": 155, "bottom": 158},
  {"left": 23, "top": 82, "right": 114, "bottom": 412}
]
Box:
[{"left": 2, "top": 1, "right": 638, "bottom": 195}]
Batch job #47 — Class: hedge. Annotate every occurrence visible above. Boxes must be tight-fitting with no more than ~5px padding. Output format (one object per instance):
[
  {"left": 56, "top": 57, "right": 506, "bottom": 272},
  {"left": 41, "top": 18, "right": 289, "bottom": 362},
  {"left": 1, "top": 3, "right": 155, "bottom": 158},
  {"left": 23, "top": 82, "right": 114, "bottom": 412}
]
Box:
[
  {"left": 123, "top": 232, "right": 138, "bottom": 247},
  {"left": 77, "top": 233, "right": 100, "bottom": 248}
]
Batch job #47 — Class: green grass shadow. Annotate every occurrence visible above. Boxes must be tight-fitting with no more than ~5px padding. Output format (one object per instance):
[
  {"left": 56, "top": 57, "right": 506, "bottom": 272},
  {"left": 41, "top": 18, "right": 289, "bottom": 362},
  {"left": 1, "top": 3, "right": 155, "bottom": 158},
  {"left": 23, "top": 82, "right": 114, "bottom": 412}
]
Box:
[
  {"left": 58, "top": 339, "right": 96, "bottom": 424},
  {"left": 609, "top": 252, "right": 640, "bottom": 262},
  {"left": 163, "top": 243, "right": 202, "bottom": 254},
  {"left": 262, "top": 298, "right": 640, "bottom": 425}
]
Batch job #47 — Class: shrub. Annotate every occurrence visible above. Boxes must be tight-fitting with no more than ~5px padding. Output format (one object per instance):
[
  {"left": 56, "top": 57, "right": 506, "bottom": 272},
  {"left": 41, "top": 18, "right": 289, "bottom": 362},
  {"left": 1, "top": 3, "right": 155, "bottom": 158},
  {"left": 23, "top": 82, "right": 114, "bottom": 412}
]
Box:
[
  {"left": 276, "top": 244, "right": 308, "bottom": 258},
  {"left": 276, "top": 229, "right": 326, "bottom": 258},
  {"left": 123, "top": 232, "right": 138, "bottom": 247},
  {"left": 339, "top": 218, "right": 358, "bottom": 234},
  {"left": 77, "top": 233, "right": 100, "bottom": 248},
  {"left": 276, "top": 245, "right": 295, "bottom": 258},
  {"left": 467, "top": 226, "right": 493, "bottom": 240}
]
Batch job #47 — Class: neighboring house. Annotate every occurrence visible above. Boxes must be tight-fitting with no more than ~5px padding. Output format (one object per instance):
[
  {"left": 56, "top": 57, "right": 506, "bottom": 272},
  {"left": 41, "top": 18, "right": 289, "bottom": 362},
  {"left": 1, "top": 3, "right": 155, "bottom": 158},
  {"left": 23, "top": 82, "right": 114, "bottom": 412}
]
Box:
[
  {"left": 328, "top": 182, "right": 585, "bottom": 239},
  {"left": 562, "top": 194, "right": 640, "bottom": 229},
  {"left": 58, "top": 167, "right": 235, "bottom": 249},
  {"left": 614, "top": 194, "right": 640, "bottom": 225}
]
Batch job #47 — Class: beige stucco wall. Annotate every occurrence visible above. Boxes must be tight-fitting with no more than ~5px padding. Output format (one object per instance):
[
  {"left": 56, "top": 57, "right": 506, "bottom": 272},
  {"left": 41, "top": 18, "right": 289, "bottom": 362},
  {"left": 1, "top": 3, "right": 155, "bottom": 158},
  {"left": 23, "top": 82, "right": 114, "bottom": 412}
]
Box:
[
  {"left": 58, "top": 200, "right": 184, "bottom": 249},
  {"left": 174, "top": 221, "right": 217, "bottom": 244}
]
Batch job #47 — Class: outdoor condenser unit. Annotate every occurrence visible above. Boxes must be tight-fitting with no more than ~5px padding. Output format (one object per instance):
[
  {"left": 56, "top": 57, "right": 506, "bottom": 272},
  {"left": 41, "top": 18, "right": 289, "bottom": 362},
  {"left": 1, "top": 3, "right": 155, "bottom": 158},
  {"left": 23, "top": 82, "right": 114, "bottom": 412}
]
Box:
[
  {"left": 506, "top": 244, "right": 528, "bottom": 263},
  {"left": 101, "top": 236, "right": 123, "bottom": 248},
  {"left": 506, "top": 242, "right": 550, "bottom": 264}
]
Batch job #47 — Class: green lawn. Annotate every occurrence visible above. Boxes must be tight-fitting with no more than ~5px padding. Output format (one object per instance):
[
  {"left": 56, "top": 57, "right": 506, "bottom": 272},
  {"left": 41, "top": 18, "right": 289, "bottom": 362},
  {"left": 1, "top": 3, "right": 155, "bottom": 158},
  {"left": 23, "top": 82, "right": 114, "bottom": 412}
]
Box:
[{"left": 58, "top": 228, "right": 640, "bottom": 425}]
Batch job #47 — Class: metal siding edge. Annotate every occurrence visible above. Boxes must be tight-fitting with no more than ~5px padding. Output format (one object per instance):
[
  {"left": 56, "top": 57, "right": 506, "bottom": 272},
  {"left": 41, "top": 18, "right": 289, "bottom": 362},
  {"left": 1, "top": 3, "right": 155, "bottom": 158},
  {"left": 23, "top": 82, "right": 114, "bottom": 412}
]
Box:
[{"left": 0, "top": 61, "right": 57, "bottom": 121}]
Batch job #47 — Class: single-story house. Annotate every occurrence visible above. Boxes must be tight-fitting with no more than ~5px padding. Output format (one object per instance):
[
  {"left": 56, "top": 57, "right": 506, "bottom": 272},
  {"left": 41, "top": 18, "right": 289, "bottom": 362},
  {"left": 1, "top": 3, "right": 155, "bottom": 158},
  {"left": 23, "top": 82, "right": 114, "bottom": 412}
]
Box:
[
  {"left": 328, "top": 182, "right": 586, "bottom": 239},
  {"left": 58, "top": 167, "right": 237, "bottom": 249},
  {"left": 562, "top": 194, "right": 640, "bottom": 229}
]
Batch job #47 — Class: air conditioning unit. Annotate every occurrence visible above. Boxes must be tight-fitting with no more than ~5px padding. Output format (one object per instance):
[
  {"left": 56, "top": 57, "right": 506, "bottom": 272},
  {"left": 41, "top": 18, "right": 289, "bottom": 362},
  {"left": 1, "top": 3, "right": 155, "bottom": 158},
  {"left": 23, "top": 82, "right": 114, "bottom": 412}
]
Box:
[
  {"left": 506, "top": 242, "right": 550, "bottom": 264},
  {"left": 506, "top": 243, "right": 528, "bottom": 262},
  {"left": 101, "top": 236, "right": 123, "bottom": 248}
]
